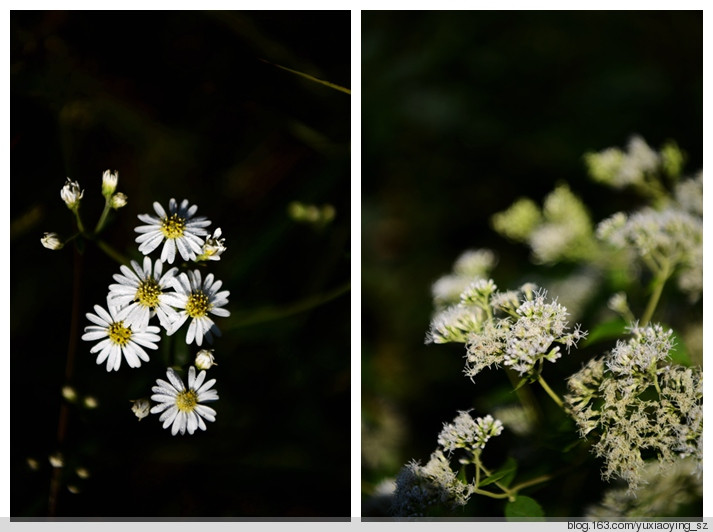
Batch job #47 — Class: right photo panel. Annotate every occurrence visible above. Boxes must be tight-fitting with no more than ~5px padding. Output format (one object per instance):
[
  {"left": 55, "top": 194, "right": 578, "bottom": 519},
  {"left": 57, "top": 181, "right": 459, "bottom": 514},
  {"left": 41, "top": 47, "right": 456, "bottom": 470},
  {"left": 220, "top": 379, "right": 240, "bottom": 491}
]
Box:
[{"left": 361, "top": 11, "right": 703, "bottom": 520}]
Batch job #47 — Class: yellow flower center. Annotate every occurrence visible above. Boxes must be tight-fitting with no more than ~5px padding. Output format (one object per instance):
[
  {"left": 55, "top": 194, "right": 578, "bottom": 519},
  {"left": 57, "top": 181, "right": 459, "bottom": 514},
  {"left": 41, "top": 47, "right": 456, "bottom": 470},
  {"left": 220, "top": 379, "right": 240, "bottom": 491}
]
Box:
[
  {"left": 108, "top": 322, "right": 132, "bottom": 346},
  {"left": 176, "top": 390, "right": 198, "bottom": 412},
  {"left": 186, "top": 291, "right": 210, "bottom": 318},
  {"left": 160, "top": 213, "right": 186, "bottom": 239},
  {"left": 135, "top": 278, "right": 161, "bottom": 308}
]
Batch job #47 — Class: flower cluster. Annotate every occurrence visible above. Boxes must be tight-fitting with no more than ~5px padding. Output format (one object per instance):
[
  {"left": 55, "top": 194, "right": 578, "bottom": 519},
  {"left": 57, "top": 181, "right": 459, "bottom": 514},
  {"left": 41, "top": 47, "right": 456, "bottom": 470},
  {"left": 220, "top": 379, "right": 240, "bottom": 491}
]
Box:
[
  {"left": 597, "top": 206, "right": 702, "bottom": 302},
  {"left": 491, "top": 183, "right": 596, "bottom": 264},
  {"left": 391, "top": 450, "right": 472, "bottom": 518},
  {"left": 49, "top": 171, "right": 231, "bottom": 436},
  {"left": 583, "top": 135, "right": 666, "bottom": 191},
  {"left": 426, "top": 275, "right": 586, "bottom": 379},
  {"left": 585, "top": 457, "right": 702, "bottom": 519},
  {"left": 437, "top": 411, "right": 503, "bottom": 454},
  {"left": 430, "top": 248, "right": 497, "bottom": 308},
  {"left": 391, "top": 411, "right": 503, "bottom": 517},
  {"left": 565, "top": 324, "right": 702, "bottom": 493}
]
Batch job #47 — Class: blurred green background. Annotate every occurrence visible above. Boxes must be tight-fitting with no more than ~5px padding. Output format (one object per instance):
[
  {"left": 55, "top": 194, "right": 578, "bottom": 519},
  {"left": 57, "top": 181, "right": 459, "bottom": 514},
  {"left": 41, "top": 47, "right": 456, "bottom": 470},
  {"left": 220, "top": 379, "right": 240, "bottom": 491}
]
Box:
[
  {"left": 361, "top": 11, "right": 702, "bottom": 517},
  {"left": 11, "top": 10, "right": 350, "bottom": 518}
]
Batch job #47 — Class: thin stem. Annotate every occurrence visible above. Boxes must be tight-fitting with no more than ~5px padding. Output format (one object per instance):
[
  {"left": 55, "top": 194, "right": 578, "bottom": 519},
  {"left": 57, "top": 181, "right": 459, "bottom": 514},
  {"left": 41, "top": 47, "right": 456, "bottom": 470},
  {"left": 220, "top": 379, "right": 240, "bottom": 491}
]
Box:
[
  {"left": 472, "top": 488, "right": 511, "bottom": 500},
  {"left": 72, "top": 208, "right": 86, "bottom": 234},
  {"left": 510, "top": 474, "right": 552, "bottom": 492},
  {"left": 93, "top": 200, "right": 113, "bottom": 235},
  {"left": 505, "top": 368, "right": 542, "bottom": 427},
  {"left": 640, "top": 263, "right": 672, "bottom": 327},
  {"left": 49, "top": 246, "right": 84, "bottom": 516},
  {"left": 536, "top": 374, "right": 564, "bottom": 409}
]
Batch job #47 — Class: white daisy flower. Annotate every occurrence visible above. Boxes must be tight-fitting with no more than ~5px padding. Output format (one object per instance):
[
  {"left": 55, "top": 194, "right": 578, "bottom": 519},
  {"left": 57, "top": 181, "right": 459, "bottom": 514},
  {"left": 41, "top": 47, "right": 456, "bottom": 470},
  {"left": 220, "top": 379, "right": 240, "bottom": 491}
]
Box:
[
  {"left": 196, "top": 227, "right": 226, "bottom": 261},
  {"left": 134, "top": 198, "right": 211, "bottom": 264},
  {"left": 164, "top": 269, "right": 230, "bottom": 346},
  {"left": 107, "top": 256, "right": 179, "bottom": 330},
  {"left": 150, "top": 366, "right": 218, "bottom": 436},
  {"left": 81, "top": 301, "right": 161, "bottom": 371}
]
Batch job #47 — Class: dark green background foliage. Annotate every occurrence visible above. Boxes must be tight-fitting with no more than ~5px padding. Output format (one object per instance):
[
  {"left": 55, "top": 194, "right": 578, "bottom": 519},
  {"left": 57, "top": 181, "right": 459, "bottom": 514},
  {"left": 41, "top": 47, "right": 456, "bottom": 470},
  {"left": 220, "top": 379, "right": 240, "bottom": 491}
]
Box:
[
  {"left": 361, "top": 11, "right": 702, "bottom": 517},
  {"left": 11, "top": 11, "right": 350, "bottom": 518}
]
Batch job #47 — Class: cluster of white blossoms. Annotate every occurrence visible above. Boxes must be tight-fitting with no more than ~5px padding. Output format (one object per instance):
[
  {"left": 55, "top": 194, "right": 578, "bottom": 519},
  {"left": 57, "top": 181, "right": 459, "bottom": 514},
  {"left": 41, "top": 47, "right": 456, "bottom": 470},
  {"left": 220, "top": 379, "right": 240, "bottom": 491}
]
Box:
[
  {"left": 430, "top": 249, "right": 497, "bottom": 308},
  {"left": 585, "top": 456, "right": 702, "bottom": 519},
  {"left": 427, "top": 276, "right": 586, "bottom": 379},
  {"left": 491, "top": 183, "right": 596, "bottom": 264},
  {"left": 583, "top": 135, "right": 666, "bottom": 191},
  {"left": 391, "top": 411, "right": 503, "bottom": 517},
  {"left": 565, "top": 324, "right": 702, "bottom": 493},
  {"left": 437, "top": 411, "right": 503, "bottom": 454},
  {"left": 597, "top": 207, "right": 702, "bottom": 299},
  {"left": 47, "top": 171, "right": 229, "bottom": 436}
]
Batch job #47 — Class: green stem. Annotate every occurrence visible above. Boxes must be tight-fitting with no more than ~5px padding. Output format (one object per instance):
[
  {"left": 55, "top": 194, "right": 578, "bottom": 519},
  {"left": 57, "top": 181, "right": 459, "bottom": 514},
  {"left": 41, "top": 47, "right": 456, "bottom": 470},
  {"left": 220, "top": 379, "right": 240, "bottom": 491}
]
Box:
[
  {"left": 472, "top": 488, "right": 512, "bottom": 500},
  {"left": 640, "top": 268, "right": 671, "bottom": 328},
  {"left": 72, "top": 208, "right": 86, "bottom": 234},
  {"left": 505, "top": 368, "right": 541, "bottom": 426},
  {"left": 511, "top": 474, "right": 552, "bottom": 492},
  {"left": 93, "top": 200, "right": 113, "bottom": 235},
  {"left": 537, "top": 374, "right": 564, "bottom": 409}
]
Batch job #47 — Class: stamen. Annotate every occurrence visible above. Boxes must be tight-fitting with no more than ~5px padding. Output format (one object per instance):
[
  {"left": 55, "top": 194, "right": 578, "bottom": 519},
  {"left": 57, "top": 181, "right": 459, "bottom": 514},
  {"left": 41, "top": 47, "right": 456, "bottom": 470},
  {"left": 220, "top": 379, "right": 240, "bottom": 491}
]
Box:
[
  {"left": 176, "top": 390, "right": 198, "bottom": 412},
  {"left": 136, "top": 278, "right": 161, "bottom": 308},
  {"left": 186, "top": 291, "right": 210, "bottom": 318},
  {"left": 160, "top": 213, "right": 186, "bottom": 239},
  {"left": 108, "top": 322, "right": 132, "bottom": 346}
]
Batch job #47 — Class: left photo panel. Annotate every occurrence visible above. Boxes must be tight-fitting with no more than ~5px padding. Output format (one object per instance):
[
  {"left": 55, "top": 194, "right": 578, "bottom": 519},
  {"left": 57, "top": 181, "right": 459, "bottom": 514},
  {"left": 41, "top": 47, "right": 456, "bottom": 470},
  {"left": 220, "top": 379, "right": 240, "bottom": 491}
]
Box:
[{"left": 10, "top": 10, "right": 351, "bottom": 519}]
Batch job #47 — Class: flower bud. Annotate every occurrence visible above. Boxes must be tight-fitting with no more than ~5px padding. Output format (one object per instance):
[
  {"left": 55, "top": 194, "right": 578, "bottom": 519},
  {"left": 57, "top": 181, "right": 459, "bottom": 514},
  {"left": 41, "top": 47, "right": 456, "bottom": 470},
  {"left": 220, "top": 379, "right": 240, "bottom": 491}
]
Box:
[
  {"left": 41, "top": 232, "right": 63, "bottom": 250},
  {"left": 195, "top": 349, "right": 217, "bottom": 370},
  {"left": 130, "top": 398, "right": 150, "bottom": 421},
  {"left": 102, "top": 169, "right": 119, "bottom": 196},
  {"left": 60, "top": 178, "right": 83, "bottom": 210},
  {"left": 110, "top": 192, "right": 128, "bottom": 209}
]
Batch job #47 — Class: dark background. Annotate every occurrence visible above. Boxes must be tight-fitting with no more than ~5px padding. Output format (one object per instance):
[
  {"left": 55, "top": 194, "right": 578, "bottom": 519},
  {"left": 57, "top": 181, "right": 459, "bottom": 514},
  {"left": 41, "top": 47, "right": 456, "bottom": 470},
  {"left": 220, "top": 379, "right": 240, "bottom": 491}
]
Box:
[
  {"left": 11, "top": 10, "right": 350, "bottom": 518},
  {"left": 361, "top": 11, "right": 702, "bottom": 517}
]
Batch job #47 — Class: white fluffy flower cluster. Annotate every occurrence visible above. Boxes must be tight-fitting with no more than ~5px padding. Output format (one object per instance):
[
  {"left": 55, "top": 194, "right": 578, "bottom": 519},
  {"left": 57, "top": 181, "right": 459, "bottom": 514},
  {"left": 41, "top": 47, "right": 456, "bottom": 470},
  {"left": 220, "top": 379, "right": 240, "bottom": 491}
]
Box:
[
  {"left": 565, "top": 324, "right": 702, "bottom": 493},
  {"left": 437, "top": 411, "right": 503, "bottom": 453},
  {"left": 597, "top": 206, "right": 702, "bottom": 301},
  {"left": 491, "top": 183, "right": 596, "bottom": 264},
  {"left": 584, "top": 135, "right": 662, "bottom": 190},
  {"left": 431, "top": 249, "right": 497, "bottom": 308},
  {"left": 391, "top": 411, "right": 504, "bottom": 517},
  {"left": 427, "top": 277, "right": 587, "bottom": 379},
  {"left": 391, "top": 450, "right": 472, "bottom": 518}
]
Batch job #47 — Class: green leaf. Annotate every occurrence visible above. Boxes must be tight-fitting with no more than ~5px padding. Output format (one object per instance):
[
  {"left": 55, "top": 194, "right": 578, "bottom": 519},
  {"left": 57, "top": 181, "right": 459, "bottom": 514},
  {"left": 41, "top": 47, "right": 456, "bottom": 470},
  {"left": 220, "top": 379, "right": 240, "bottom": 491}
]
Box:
[
  {"left": 581, "top": 318, "right": 627, "bottom": 347},
  {"left": 260, "top": 58, "right": 351, "bottom": 94},
  {"left": 666, "top": 328, "right": 692, "bottom": 367},
  {"left": 505, "top": 495, "right": 545, "bottom": 521},
  {"left": 479, "top": 457, "right": 517, "bottom": 487}
]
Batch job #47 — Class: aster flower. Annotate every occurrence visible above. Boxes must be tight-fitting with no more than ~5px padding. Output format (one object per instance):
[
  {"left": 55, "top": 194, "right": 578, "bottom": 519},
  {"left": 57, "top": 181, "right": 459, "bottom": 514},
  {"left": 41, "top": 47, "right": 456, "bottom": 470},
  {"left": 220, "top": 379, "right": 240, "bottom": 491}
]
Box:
[
  {"left": 196, "top": 227, "right": 226, "bottom": 261},
  {"left": 164, "top": 269, "right": 230, "bottom": 346},
  {"left": 134, "top": 198, "right": 212, "bottom": 264},
  {"left": 107, "top": 256, "right": 179, "bottom": 330},
  {"left": 150, "top": 366, "right": 218, "bottom": 436},
  {"left": 81, "top": 301, "right": 161, "bottom": 371}
]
